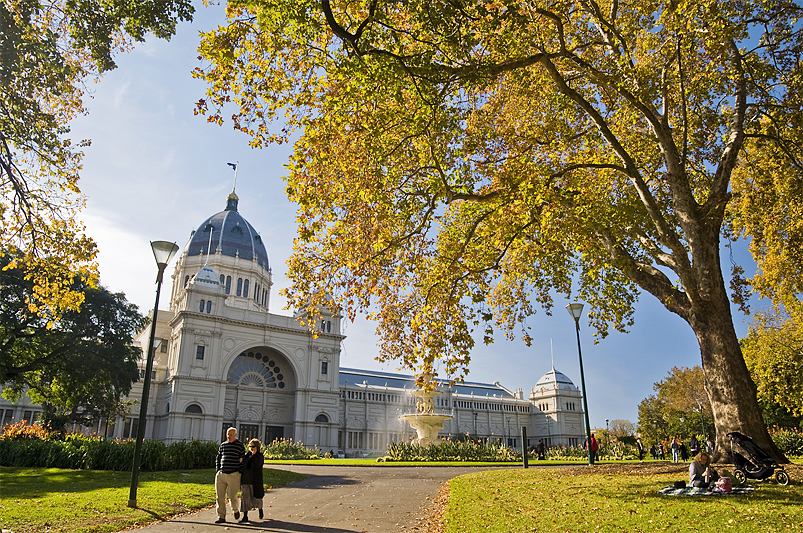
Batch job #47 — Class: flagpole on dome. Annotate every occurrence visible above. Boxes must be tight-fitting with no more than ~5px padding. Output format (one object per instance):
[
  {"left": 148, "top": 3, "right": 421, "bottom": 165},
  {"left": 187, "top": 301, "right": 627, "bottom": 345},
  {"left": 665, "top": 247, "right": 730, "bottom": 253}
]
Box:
[{"left": 227, "top": 161, "right": 239, "bottom": 192}]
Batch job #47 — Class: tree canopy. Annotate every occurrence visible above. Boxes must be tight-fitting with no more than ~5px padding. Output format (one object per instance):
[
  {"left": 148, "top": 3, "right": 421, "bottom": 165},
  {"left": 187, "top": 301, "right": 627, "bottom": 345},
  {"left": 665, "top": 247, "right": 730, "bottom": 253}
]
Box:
[
  {"left": 1, "top": 0, "right": 193, "bottom": 318},
  {"left": 195, "top": 0, "right": 803, "bottom": 458},
  {"left": 637, "top": 366, "right": 712, "bottom": 444},
  {"left": 0, "top": 251, "right": 147, "bottom": 425},
  {"left": 741, "top": 312, "right": 803, "bottom": 419}
]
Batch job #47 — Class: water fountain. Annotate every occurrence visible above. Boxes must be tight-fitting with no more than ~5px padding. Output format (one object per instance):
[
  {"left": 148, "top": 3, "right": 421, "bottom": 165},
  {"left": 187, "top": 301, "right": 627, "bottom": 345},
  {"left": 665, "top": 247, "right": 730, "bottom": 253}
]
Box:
[{"left": 401, "top": 372, "right": 453, "bottom": 445}]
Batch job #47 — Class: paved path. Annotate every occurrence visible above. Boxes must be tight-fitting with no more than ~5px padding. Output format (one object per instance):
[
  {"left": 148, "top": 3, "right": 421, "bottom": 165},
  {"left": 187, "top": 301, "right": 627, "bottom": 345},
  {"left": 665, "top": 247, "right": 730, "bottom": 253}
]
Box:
[{"left": 134, "top": 465, "right": 517, "bottom": 533}]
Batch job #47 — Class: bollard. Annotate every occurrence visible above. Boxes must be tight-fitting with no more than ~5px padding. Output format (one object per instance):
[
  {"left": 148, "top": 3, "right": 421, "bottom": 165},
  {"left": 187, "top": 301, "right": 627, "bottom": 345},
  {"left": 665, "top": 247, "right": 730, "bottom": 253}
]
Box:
[{"left": 522, "top": 426, "right": 528, "bottom": 469}]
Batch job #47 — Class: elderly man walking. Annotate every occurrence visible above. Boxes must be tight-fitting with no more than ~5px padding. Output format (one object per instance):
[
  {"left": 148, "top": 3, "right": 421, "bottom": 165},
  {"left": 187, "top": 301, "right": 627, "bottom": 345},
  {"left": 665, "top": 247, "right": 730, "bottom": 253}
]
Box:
[{"left": 215, "top": 427, "right": 245, "bottom": 523}]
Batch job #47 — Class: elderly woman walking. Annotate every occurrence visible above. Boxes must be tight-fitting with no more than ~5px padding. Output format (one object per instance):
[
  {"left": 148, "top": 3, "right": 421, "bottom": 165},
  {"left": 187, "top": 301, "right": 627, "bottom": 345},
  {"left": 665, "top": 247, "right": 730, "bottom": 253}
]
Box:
[{"left": 239, "top": 439, "right": 265, "bottom": 522}]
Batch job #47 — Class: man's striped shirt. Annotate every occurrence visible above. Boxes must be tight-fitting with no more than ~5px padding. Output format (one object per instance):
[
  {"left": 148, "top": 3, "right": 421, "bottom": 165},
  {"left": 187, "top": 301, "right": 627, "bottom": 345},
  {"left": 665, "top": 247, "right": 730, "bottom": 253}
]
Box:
[{"left": 216, "top": 439, "right": 245, "bottom": 473}]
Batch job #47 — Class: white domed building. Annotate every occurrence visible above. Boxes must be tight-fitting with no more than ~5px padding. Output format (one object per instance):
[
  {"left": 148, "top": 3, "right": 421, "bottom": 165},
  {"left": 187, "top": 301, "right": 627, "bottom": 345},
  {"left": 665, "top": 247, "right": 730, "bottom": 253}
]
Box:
[
  {"left": 0, "top": 189, "right": 587, "bottom": 453},
  {"left": 529, "top": 368, "right": 586, "bottom": 447}
]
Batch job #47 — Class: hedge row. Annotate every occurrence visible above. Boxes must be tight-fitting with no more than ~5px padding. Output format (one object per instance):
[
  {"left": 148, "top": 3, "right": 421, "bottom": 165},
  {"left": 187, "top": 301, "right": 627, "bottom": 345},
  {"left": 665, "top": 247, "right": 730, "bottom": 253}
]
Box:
[
  {"left": 0, "top": 424, "right": 218, "bottom": 470},
  {"left": 383, "top": 440, "right": 520, "bottom": 462}
]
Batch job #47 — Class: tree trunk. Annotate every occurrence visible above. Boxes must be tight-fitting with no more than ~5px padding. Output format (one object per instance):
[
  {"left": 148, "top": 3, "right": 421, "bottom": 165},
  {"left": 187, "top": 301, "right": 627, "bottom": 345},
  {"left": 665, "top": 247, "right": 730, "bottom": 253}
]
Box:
[{"left": 687, "top": 282, "right": 787, "bottom": 463}]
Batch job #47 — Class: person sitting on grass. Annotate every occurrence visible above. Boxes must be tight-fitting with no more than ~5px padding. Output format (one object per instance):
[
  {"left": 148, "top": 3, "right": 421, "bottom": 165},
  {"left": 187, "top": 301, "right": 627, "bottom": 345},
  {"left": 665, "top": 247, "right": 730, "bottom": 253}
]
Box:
[{"left": 689, "top": 451, "right": 719, "bottom": 489}]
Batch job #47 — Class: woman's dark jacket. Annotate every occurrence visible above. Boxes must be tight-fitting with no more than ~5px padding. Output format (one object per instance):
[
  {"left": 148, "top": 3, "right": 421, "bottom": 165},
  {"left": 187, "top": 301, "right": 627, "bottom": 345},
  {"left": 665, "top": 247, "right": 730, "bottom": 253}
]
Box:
[{"left": 241, "top": 451, "right": 265, "bottom": 498}]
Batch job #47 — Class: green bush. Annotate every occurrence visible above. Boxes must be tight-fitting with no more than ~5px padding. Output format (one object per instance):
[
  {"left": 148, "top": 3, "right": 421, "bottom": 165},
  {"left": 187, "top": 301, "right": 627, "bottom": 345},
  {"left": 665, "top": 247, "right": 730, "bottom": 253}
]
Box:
[
  {"left": 770, "top": 427, "right": 803, "bottom": 457},
  {"left": 384, "top": 439, "right": 520, "bottom": 462},
  {"left": 0, "top": 422, "right": 218, "bottom": 470},
  {"left": 262, "top": 438, "right": 322, "bottom": 460}
]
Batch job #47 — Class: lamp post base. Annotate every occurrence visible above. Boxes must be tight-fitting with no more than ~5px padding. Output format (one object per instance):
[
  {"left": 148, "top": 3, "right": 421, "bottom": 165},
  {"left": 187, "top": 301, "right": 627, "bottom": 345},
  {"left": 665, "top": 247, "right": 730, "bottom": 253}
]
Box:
[{"left": 127, "top": 499, "right": 137, "bottom": 508}]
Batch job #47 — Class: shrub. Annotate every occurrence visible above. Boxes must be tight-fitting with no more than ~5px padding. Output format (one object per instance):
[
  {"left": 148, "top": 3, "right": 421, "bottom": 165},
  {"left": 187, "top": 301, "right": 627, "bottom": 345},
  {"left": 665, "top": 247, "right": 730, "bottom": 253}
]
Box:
[
  {"left": 262, "top": 438, "right": 322, "bottom": 460},
  {"left": 0, "top": 423, "right": 219, "bottom": 470},
  {"left": 0, "top": 421, "right": 59, "bottom": 441},
  {"left": 384, "top": 439, "right": 520, "bottom": 462},
  {"left": 770, "top": 427, "right": 803, "bottom": 457}
]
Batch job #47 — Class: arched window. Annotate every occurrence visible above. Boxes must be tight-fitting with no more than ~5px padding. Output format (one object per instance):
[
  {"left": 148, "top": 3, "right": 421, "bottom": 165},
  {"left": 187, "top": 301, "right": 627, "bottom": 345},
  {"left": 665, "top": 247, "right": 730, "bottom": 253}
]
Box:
[
  {"left": 243, "top": 279, "right": 249, "bottom": 298},
  {"left": 314, "top": 414, "right": 329, "bottom": 423},
  {"left": 206, "top": 300, "right": 212, "bottom": 313},
  {"left": 185, "top": 404, "right": 203, "bottom": 414},
  {"left": 225, "top": 276, "right": 231, "bottom": 294},
  {"left": 199, "top": 299, "right": 205, "bottom": 312},
  {"left": 227, "top": 351, "right": 286, "bottom": 389},
  {"left": 184, "top": 275, "right": 190, "bottom": 288},
  {"left": 220, "top": 274, "right": 225, "bottom": 285},
  {"left": 262, "top": 289, "right": 266, "bottom": 306},
  {"left": 236, "top": 278, "right": 243, "bottom": 296},
  {"left": 327, "top": 320, "right": 331, "bottom": 333}
]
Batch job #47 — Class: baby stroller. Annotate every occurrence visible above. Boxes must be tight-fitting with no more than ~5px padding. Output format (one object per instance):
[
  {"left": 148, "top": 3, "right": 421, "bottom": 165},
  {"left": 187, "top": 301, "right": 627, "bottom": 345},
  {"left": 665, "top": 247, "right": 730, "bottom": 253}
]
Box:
[{"left": 727, "top": 431, "right": 790, "bottom": 485}]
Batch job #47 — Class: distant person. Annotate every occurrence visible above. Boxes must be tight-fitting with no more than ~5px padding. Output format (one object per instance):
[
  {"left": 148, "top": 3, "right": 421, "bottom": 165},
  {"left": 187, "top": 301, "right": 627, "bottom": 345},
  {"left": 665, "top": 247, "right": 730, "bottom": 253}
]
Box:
[
  {"left": 215, "top": 427, "right": 245, "bottom": 524},
  {"left": 689, "top": 434, "right": 700, "bottom": 456},
  {"left": 239, "top": 439, "right": 265, "bottom": 522},
  {"left": 585, "top": 434, "right": 599, "bottom": 464},
  {"left": 671, "top": 437, "right": 680, "bottom": 463},
  {"left": 657, "top": 442, "right": 665, "bottom": 460},
  {"left": 649, "top": 444, "right": 657, "bottom": 460},
  {"left": 679, "top": 441, "right": 689, "bottom": 462},
  {"left": 706, "top": 436, "right": 715, "bottom": 454},
  {"left": 689, "top": 452, "right": 719, "bottom": 489},
  {"left": 636, "top": 437, "right": 645, "bottom": 462},
  {"left": 537, "top": 439, "right": 546, "bottom": 460}
]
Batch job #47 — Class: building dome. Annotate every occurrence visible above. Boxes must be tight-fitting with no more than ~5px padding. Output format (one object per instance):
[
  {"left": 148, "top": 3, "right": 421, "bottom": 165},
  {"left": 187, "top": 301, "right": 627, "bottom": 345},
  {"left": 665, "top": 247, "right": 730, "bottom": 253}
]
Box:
[
  {"left": 192, "top": 264, "right": 221, "bottom": 287},
  {"left": 535, "top": 368, "right": 577, "bottom": 390},
  {"left": 186, "top": 192, "right": 269, "bottom": 269}
]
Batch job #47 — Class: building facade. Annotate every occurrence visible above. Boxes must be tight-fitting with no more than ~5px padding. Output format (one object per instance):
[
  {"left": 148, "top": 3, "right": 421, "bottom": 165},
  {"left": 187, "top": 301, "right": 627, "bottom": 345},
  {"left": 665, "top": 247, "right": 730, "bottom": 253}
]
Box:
[{"left": 0, "top": 190, "right": 586, "bottom": 453}]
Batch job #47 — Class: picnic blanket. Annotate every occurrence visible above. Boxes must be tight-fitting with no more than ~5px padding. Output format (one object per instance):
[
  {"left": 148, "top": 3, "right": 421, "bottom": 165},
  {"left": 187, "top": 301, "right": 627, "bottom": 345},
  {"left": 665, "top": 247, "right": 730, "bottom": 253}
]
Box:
[{"left": 658, "top": 485, "right": 755, "bottom": 496}]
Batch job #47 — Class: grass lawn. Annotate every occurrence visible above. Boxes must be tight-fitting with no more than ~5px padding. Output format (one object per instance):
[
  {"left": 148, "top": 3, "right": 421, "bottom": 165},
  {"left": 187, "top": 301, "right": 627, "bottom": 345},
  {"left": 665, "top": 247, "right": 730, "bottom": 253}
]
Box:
[
  {"left": 264, "top": 458, "right": 527, "bottom": 466},
  {"left": 0, "top": 467, "right": 305, "bottom": 533},
  {"left": 443, "top": 463, "right": 803, "bottom": 533}
]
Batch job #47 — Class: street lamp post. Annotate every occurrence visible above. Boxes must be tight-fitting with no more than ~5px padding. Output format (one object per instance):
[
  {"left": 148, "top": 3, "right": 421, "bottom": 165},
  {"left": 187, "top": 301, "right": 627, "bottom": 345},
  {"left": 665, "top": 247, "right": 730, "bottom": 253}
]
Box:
[
  {"left": 567, "top": 302, "right": 593, "bottom": 466},
  {"left": 506, "top": 417, "right": 511, "bottom": 447},
  {"left": 127, "top": 241, "right": 179, "bottom": 508},
  {"left": 606, "top": 418, "right": 610, "bottom": 446},
  {"left": 695, "top": 398, "right": 707, "bottom": 443},
  {"left": 473, "top": 412, "right": 478, "bottom": 440}
]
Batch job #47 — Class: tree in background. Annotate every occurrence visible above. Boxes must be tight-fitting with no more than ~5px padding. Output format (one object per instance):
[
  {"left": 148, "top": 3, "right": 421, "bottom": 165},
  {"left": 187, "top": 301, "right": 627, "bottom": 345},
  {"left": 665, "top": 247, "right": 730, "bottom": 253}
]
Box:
[
  {"left": 1, "top": 0, "right": 193, "bottom": 319},
  {"left": 637, "top": 366, "right": 712, "bottom": 446},
  {"left": 0, "top": 251, "right": 146, "bottom": 428},
  {"left": 609, "top": 419, "right": 636, "bottom": 439},
  {"left": 741, "top": 311, "right": 803, "bottom": 426},
  {"left": 195, "top": 0, "right": 803, "bottom": 459}
]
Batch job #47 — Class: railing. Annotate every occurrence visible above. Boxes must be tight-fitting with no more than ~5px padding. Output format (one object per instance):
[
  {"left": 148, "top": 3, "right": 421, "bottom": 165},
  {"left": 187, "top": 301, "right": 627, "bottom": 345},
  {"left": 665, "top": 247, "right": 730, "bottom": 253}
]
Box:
[{"left": 400, "top": 407, "right": 455, "bottom": 417}]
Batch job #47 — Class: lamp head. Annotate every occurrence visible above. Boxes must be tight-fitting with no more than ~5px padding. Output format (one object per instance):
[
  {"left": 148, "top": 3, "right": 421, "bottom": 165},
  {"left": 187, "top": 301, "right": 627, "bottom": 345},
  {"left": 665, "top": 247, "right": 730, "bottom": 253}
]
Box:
[
  {"left": 566, "top": 302, "right": 584, "bottom": 321},
  {"left": 151, "top": 241, "right": 179, "bottom": 282}
]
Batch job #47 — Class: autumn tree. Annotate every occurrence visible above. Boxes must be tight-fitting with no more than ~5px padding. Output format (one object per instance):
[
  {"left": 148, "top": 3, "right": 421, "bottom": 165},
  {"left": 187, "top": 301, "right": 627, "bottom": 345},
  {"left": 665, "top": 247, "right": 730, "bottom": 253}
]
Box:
[
  {"left": 741, "top": 312, "right": 803, "bottom": 421},
  {"left": 195, "top": 0, "right": 803, "bottom": 459},
  {"left": 0, "top": 252, "right": 146, "bottom": 426},
  {"left": 637, "top": 366, "right": 713, "bottom": 446},
  {"left": 1, "top": 0, "right": 193, "bottom": 317},
  {"left": 609, "top": 419, "right": 636, "bottom": 439}
]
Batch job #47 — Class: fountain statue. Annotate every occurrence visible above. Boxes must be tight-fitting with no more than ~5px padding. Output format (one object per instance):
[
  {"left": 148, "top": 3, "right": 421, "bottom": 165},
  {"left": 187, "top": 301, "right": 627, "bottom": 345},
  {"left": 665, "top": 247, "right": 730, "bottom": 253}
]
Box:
[{"left": 401, "top": 372, "right": 453, "bottom": 445}]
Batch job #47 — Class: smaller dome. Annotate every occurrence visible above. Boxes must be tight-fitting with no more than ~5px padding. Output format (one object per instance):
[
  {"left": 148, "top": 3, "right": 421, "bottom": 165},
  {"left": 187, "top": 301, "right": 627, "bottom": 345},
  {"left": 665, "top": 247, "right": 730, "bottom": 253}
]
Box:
[
  {"left": 192, "top": 265, "right": 220, "bottom": 287},
  {"left": 535, "top": 368, "right": 576, "bottom": 389}
]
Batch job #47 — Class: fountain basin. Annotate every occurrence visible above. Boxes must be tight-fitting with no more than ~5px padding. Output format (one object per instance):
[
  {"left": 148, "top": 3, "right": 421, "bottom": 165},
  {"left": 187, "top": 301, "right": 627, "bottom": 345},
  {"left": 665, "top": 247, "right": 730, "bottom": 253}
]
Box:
[{"left": 401, "top": 413, "right": 453, "bottom": 445}]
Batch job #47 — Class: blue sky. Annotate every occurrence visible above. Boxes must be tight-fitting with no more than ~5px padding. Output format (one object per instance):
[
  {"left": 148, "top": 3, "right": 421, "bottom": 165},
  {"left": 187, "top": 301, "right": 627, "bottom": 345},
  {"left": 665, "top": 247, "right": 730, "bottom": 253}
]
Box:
[{"left": 69, "top": 3, "right": 760, "bottom": 432}]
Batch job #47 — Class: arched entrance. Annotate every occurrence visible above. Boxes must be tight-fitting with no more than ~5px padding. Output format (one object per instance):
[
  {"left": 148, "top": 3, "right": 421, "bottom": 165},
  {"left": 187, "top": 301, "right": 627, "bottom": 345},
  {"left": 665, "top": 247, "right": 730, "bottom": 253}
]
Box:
[{"left": 222, "top": 347, "right": 296, "bottom": 444}]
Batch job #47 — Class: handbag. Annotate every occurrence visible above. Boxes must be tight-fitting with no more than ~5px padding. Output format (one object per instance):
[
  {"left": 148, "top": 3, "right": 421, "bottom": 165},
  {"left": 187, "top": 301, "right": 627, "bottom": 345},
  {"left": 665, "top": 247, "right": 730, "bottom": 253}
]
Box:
[{"left": 715, "top": 477, "right": 732, "bottom": 492}]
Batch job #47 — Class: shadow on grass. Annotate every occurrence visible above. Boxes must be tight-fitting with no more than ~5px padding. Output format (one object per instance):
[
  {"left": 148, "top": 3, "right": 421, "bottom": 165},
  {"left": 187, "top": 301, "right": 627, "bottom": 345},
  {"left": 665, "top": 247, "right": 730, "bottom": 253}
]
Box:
[
  {"left": 0, "top": 466, "right": 339, "bottom": 500},
  {"left": 593, "top": 475, "right": 801, "bottom": 508},
  {"left": 0, "top": 467, "right": 215, "bottom": 498}
]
